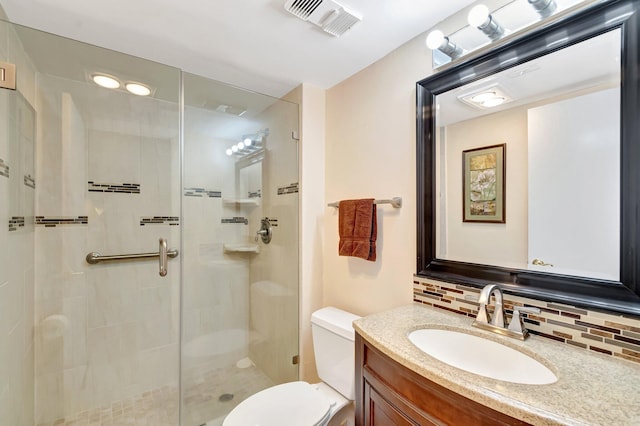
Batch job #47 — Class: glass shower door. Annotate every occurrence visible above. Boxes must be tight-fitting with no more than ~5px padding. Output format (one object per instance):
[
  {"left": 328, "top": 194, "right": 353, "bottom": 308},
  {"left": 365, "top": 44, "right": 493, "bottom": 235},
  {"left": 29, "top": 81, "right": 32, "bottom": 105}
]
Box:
[
  {"left": 181, "top": 73, "right": 300, "bottom": 426},
  {"left": 1, "top": 21, "right": 183, "bottom": 425}
]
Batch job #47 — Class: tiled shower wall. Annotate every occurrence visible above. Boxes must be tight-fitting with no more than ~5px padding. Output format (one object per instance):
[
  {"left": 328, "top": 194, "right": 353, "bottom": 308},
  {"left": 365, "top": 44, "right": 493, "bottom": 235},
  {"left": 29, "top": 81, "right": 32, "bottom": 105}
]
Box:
[
  {"left": 33, "top": 73, "right": 181, "bottom": 423},
  {"left": 413, "top": 276, "right": 640, "bottom": 365},
  {"left": 0, "top": 21, "right": 37, "bottom": 426}
]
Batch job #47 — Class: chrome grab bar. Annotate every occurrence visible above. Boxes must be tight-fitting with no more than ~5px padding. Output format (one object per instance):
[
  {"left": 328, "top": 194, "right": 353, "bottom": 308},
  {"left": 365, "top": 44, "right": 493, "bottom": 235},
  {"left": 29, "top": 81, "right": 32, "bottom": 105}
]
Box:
[
  {"left": 85, "top": 247, "right": 179, "bottom": 265},
  {"left": 159, "top": 238, "right": 168, "bottom": 277}
]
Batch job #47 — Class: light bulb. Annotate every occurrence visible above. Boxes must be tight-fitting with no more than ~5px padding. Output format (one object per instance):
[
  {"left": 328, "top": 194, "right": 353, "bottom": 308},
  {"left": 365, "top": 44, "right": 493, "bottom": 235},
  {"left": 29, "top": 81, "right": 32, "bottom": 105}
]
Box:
[
  {"left": 468, "top": 4, "right": 490, "bottom": 27},
  {"left": 231, "top": 145, "right": 238, "bottom": 153},
  {"left": 125, "top": 82, "right": 151, "bottom": 96},
  {"left": 471, "top": 92, "right": 496, "bottom": 103},
  {"left": 426, "top": 30, "right": 445, "bottom": 50},
  {"left": 92, "top": 74, "right": 120, "bottom": 89},
  {"left": 237, "top": 142, "right": 245, "bottom": 150},
  {"left": 226, "top": 149, "right": 233, "bottom": 156},
  {"left": 244, "top": 137, "right": 252, "bottom": 146},
  {"left": 482, "top": 97, "right": 505, "bottom": 107}
]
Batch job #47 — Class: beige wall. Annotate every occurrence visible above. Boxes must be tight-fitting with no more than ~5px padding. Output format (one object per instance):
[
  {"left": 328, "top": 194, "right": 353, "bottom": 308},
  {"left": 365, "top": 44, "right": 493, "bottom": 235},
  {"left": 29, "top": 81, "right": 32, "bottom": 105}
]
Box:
[
  {"left": 441, "top": 108, "right": 528, "bottom": 269},
  {"left": 322, "top": 26, "right": 437, "bottom": 317}
]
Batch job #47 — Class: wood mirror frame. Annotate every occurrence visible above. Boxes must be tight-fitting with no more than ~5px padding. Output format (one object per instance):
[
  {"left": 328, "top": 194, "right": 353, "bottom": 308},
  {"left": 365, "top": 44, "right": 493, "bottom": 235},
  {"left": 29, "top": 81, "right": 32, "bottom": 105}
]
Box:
[{"left": 416, "top": 0, "right": 640, "bottom": 316}]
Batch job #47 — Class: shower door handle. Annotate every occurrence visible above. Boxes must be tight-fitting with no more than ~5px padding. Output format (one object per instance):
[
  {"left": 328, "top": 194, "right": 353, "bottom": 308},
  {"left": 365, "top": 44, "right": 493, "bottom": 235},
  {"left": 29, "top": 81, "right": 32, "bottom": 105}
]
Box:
[{"left": 159, "top": 238, "right": 168, "bottom": 277}]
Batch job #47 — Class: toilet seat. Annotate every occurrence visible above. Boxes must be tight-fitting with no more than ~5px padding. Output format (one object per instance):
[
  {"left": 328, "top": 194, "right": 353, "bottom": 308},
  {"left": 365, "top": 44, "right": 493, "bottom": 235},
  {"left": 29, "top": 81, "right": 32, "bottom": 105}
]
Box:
[{"left": 223, "top": 381, "right": 332, "bottom": 426}]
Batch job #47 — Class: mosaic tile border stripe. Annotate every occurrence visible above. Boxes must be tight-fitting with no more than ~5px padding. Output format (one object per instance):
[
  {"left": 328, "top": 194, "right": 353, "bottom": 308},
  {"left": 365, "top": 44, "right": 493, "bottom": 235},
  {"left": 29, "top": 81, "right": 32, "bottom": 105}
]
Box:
[
  {"left": 140, "top": 216, "right": 179, "bottom": 226},
  {"left": 413, "top": 276, "right": 640, "bottom": 365},
  {"left": 0, "top": 158, "right": 8, "bottom": 178},
  {"left": 88, "top": 181, "right": 140, "bottom": 194},
  {"left": 9, "top": 216, "right": 25, "bottom": 232},
  {"left": 222, "top": 217, "right": 248, "bottom": 225},
  {"left": 264, "top": 216, "right": 278, "bottom": 227},
  {"left": 36, "top": 216, "right": 88, "bottom": 227},
  {"left": 24, "top": 174, "right": 35, "bottom": 189},
  {"left": 184, "top": 187, "right": 222, "bottom": 198},
  {"left": 277, "top": 182, "right": 299, "bottom": 195}
]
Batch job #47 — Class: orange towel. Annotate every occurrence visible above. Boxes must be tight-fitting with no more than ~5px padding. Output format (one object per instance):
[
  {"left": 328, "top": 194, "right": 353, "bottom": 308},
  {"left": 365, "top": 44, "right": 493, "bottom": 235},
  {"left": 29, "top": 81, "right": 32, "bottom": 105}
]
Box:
[{"left": 338, "top": 199, "right": 377, "bottom": 261}]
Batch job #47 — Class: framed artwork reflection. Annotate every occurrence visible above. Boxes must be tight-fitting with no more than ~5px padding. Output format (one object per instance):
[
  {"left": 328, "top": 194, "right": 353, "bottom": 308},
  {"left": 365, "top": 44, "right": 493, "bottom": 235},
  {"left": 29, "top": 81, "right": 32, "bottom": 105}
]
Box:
[{"left": 463, "top": 143, "right": 505, "bottom": 223}]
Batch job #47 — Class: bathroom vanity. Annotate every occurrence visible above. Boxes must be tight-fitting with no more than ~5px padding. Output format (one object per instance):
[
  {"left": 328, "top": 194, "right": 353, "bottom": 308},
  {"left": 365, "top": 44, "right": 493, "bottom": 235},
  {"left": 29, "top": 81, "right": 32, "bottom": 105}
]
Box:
[
  {"left": 356, "top": 333, "right": 527, "bottom": 425},
  {"left": 353, "top": 305, "right": 640, "bottom": 425}
]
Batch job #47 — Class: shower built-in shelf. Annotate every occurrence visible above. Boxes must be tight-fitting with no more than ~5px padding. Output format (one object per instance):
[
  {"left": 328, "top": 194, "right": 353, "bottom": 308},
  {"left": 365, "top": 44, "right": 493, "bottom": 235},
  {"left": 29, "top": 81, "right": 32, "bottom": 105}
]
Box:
[
  {"left": 223, "top": 243, "right": 260, "bottom": 254},
  {"left": 222, "top": 198, "right": 260, "bottom": 207}
]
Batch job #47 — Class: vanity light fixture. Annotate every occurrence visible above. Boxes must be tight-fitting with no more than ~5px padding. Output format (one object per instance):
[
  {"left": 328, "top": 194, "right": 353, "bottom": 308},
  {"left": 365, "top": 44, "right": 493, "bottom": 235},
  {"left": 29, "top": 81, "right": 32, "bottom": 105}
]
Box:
[
  {"left": 92, "top": 74, "right": 120, "bottom": 89},
  {"left": 468, "top": 4, "right": 505, "bottom": 41},
  {"left": 125, "top": 82, "right": 151, "bottom": 96},
  {"left": 426, "top": 30, "right": 464, "bottom": 59},
  {"left": 225, "top": 130, "right": 267, "bottom": 158},
  {"left": 528, "top": 0, "right": 557, "bottom": 18}
]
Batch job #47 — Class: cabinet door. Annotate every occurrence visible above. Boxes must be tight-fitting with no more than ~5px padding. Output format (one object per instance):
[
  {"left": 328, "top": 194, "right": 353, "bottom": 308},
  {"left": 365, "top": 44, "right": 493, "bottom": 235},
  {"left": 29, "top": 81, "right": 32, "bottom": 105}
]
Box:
[{"left": 365, "top": 382, "right": 423, "bottom": 426}]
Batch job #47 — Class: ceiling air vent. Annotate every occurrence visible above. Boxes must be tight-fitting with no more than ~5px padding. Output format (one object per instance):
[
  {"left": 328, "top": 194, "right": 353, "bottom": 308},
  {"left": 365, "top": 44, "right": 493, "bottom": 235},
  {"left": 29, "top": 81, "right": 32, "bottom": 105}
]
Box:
[
  {"left": 284, "top": 0, "right": 362, "bottom": 37},
  {"left": 285, "top": 0, "right": 323, "bottom": 20}
]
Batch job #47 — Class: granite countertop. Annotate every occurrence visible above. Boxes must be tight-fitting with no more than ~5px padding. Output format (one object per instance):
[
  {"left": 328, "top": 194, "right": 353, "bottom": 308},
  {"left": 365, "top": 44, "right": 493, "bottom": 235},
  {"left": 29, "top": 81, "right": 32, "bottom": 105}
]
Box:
[{"left": 353, "top": 304, "right": 640, "bottom": 425}]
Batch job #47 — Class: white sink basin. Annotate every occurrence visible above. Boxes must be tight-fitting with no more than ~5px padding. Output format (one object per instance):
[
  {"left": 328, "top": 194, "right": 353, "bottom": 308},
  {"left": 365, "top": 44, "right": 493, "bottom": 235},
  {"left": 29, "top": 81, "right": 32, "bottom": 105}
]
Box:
[{"left": 408, "top": 329, "right": 557, "bottom": 385}]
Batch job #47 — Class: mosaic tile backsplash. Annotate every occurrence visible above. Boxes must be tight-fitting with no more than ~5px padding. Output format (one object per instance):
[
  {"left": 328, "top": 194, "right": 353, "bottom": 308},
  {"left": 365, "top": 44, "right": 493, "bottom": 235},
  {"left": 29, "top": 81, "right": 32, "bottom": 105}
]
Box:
[{"left": 413, "top": 276, "right": 640, "bottom": 365}]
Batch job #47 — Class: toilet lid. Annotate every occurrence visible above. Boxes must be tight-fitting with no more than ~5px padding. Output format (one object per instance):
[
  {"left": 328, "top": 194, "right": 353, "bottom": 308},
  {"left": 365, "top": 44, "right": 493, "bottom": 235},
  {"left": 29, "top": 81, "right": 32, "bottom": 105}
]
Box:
[{"left": 223, "top": 381, "right": 332, "bottom": 426}]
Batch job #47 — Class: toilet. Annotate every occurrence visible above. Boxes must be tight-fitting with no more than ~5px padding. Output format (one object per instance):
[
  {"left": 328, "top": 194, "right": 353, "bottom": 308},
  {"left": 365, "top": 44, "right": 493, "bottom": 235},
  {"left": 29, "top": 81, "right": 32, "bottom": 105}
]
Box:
[{"left": 223, "top": 306, "right": 360, "bottom": 426}]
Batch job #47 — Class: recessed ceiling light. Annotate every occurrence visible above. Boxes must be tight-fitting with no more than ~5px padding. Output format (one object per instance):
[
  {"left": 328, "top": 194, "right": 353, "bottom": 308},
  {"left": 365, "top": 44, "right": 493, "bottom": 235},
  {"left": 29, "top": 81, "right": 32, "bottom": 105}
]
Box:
[
  {"left": 92, "top": 74, "right": 120, "bottom": 89},
  {"left": 125, "top": 82, "right": 151, "bottom": 96}
]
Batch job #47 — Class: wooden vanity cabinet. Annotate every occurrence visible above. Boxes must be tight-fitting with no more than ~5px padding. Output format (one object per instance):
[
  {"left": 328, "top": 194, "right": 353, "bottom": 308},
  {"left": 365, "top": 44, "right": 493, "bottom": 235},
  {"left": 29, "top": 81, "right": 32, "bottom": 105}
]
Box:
[{"left": 355, "top": 333, "right": 530, "bottom": 426}]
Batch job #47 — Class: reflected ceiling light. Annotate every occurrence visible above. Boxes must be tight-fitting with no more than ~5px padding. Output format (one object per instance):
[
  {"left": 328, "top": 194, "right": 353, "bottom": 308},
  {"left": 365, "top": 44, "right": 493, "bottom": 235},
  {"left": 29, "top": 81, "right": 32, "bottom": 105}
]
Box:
[
  {"left": 470, "top": 92, "right": 496, "bottom": 103},
  {"left": 226, "top": 149, "right": 233, "bottom": 156},
  {"left": 237, "top": 142, "right": 245, "bottom": 150},
  {"left": 459, "top": 86, "right": 511, "bottom": 110},
  {"left": 243, "top": 137, "right": 252, "bottom": 146},
  {"left": 528, "top": 0, "right": 557, "bottom": 18},
  {"left": 482, "top": 97, "right": 505, "bottom": 107},
  {"left": 125, "top": 82, "right": 151, "bottom": 96},
  {"left": 468, "top": 4, "right": 505, "bottom": 41},
  {"left": 231, "top": 145, "right": 239, "bottom": 153},
  {"left": 426, "top": 30, "right": 463, "bottom": 59},
  {"left": 92, "top": 74, "right": 120, "bottom": 89}
]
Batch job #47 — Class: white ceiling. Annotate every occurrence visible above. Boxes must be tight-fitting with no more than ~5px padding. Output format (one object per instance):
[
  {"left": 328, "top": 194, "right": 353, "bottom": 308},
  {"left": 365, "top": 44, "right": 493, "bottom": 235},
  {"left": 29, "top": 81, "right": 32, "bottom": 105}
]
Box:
[
  {"left": 437, "top": 28, "right": 621, "bottom": 126},
  {"left": 0, "top": 0, "right": 475, "bottom": 98}
]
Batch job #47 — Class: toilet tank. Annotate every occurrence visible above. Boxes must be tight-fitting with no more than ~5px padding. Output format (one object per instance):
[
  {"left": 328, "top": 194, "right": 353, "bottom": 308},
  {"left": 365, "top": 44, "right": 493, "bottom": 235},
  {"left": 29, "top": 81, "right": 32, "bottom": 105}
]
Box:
[{"left": 311, "top": 307, "right": 361, "bottom": 400}]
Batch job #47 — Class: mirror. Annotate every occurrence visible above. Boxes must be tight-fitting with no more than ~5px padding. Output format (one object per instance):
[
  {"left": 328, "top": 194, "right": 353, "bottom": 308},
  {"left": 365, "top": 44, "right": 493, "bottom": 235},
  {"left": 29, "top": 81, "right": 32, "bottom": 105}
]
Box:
[{"left": 416, "top": 0, "right": 640, "bottom": 315}]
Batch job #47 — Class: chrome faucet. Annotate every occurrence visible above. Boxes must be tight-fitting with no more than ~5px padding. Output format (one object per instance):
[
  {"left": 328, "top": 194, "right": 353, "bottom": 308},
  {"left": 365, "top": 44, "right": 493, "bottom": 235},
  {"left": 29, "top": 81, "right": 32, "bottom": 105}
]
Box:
[
  {"left": 472, "top": 284, "right": 539, "bottom": 340},
  {"left": 476, "top": 284, "right": 505, "bottom": 327}
]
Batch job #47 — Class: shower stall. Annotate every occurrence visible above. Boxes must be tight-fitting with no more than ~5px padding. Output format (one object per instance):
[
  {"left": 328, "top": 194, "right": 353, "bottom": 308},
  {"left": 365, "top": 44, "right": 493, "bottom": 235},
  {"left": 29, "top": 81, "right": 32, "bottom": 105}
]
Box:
[{"left": 0, "top": 19, "right": 299, "bottom": 426}]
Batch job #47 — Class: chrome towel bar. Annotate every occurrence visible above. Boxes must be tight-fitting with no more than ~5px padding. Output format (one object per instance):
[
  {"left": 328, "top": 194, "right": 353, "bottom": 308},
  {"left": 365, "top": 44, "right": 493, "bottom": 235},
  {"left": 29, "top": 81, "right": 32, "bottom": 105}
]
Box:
[{"left": 327, "top": 196, "right": 402, "bottom": 208}]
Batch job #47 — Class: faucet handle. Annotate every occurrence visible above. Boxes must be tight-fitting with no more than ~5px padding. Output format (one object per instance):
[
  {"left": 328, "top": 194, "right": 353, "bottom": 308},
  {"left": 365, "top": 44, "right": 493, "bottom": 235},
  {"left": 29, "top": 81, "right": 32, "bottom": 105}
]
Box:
[{"left": 508, "top": 306, "right": 541, "bottom": 333}]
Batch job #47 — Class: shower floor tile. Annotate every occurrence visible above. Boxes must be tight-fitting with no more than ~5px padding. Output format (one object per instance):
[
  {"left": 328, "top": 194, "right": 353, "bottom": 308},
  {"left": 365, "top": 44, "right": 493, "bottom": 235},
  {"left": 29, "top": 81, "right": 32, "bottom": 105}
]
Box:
[
  {"left": 181, "top": 361, "right": 275, "bottom": 426},
  {"left": 40, "top": 363, "right": 274, "bottom": 426}
]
